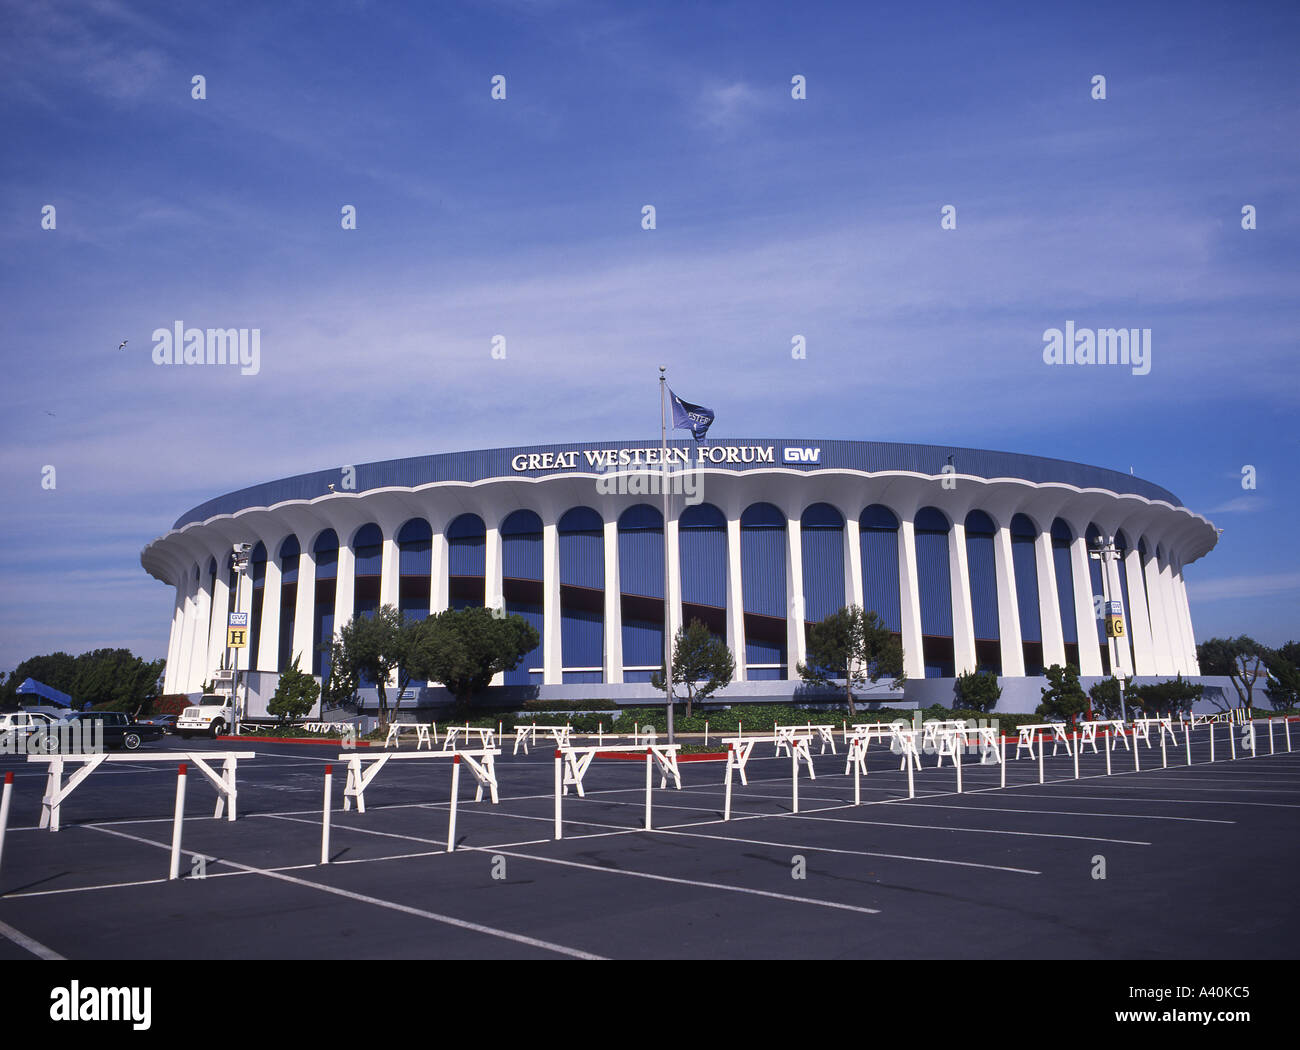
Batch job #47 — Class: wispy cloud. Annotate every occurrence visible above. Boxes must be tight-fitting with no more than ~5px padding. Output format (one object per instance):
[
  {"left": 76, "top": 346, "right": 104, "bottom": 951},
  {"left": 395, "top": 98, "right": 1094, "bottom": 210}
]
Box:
[{"left": 1188, "top": 572, "right": 1300, "bottom": 603}]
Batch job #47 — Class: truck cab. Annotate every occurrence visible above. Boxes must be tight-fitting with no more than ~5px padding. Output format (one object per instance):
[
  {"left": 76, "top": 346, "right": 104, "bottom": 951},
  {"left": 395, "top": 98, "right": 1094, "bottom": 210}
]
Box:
[{"left": 177, "top": 694, "right": 234, "bottom": 738}]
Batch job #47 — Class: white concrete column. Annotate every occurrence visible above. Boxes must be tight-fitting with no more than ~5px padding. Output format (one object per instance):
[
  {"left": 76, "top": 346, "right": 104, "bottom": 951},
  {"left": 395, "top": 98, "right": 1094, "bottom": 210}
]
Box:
[
  {"left": 844, "top": 517, "right": 864, "bottom": 610},
  {"left": 290, "top": 547, "right": 317, "bottom": 673},
  {"left": 785, "top": 518, "right": 807, "bottom": 676},
  {"left": 256, "top": 553, "right": 283, "bottom": 672},
  {"left": 897, "top": 517, "right": 926, "bottom": 680},
  {"left": 484, "top": 525, "right": 503, "bottom": 615},
  {"left": 206, "top": 561, "right": 232, "bottom": 682},
  {"left": 172, "top": 575, "right": 197, "bottom": 693},
  {"left": 542, "top": 521, "right": 562, "bottom": 685},
  {"left": 1104, "top": 553, "right": 1134, "bottom": 677},
  {"left": 603, "top": 519, "right": 623, "bottom": 684},
  {"left": 1068, "top": 536, "right": 1104, "bottom": 675},
  {"left": 187, "top": 569, "right": 213, "bottom": 691},
  {"left": 430, "top": 530, "right": 449, "bottom": 615},
  {"left": 665, "top": 514, "right": 683, "bottom": 649},
  {"left": 948, "top": 523, "right": 977, "bottom": 676},
  {"left": 164, "top": 581, "right": 186, "bottom": 693},
  {"left": 1123, "top": 546, "right": 1157, "bottom": 675},
  {"left": 482, "top": 525, "right": 506, "bottom": 687},
  {"left": 725, "top": 516, "right": 746, "bottom": 682},
  {"left": 1034, "top": 533, "right": 1066, "bottom": 669},
  {"left": 1149, "top": 548, "right": 1180, "bottom": 670},
  {"left": 332, "top": 545, "right": 356, "bottom": 639},
  {"left": 379, "top": 534, "right": 400, "bottom": 612},
  {"left": 231, "top": 561, "right": 255, "bottom": 688},
  {"left": 1156, "top": 555, "right": 1187, "bottom": 674},
  {"left": 1173, "top": 566, "right": 1200, "bottom": 673},
  {"left": 993, "top": 526, "right": 1025, "bottom": 677}
]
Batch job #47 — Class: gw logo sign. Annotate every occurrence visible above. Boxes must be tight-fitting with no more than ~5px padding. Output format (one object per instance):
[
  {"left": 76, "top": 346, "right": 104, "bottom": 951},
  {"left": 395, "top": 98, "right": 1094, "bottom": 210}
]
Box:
[{"left": 783, "top": 447, "right": 821, "bottom": 464}]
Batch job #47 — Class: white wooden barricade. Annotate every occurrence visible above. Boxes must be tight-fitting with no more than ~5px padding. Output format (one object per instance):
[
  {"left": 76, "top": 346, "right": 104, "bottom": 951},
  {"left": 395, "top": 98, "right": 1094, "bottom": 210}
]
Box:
[
  {"left": 1014, "top": 724, "right": 1073, "bottom": 760},
  {"left": 1132, "top": 717, "right": 1177, "bottom": 750},
  {"left": 921, "top": 720, "right": 967, "bottom": 755},
  {"left": 891, "top": 727, "right": 923, "bottom": 772},
  {"left": 774, "top": 724, "right": 837, "bottom": 756},
  {"left": 842, "top": 724, "right": 896, "bottom": 774},
  {"left": 384, "top": 723, "right": 433, "bottom": 750},
  {"left": 933, "top": 725, "right": 1002, "bottom": 767},
  {"left": 441, "top": 726, "right": 497, "bottom": 751},
  {"left": 562, "top": 744, "right": 683, "bottom": 796},
  {"left": 512, "top": 723, "right": 573, "bottom": 755},
  {"left": 1079, "top": 719, "right": 1130, "bottom": 752},
  {"left": 720, "top": 734, "right": 817, "bottom": 785},
  {"left": 27, "top": 752, "right": 256, "bottom": 832},
  {"left": 338, "top": 749, "right": 500, "bottom": 812}
]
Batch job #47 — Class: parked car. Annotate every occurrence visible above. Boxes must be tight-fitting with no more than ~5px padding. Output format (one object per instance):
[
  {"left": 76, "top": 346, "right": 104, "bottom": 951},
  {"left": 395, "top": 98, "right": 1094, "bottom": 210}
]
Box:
[
  {"left": 0, "top": 710, "right": 58, "bottom": 736},
  {"left": 63, "top": 711, "right": 165, "bottom": 750},
  {"left": 141, "top": 714, "right": 179, "bottom": 732}
]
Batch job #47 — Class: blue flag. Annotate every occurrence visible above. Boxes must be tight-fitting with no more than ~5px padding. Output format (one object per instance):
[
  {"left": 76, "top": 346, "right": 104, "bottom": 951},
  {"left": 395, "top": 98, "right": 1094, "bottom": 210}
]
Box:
[{"left": 670, "top": 389, "right": 715, "bottom": 441}]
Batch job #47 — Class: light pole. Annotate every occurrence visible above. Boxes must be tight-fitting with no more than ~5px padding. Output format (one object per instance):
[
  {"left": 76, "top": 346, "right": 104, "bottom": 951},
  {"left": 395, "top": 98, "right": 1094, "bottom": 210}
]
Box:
[
  {"left": 659, "top": 366, "right": 675, "bottom": 744},
  {"left": 1089, "top": 537, "right": 1126, "bottom": 722}
]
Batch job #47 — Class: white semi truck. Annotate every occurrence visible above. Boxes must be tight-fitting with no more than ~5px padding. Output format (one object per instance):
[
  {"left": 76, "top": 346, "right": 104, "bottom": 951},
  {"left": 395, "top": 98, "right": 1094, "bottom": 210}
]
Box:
[{"left": 176, "top": 669, "right": 239, "bottom": 738}]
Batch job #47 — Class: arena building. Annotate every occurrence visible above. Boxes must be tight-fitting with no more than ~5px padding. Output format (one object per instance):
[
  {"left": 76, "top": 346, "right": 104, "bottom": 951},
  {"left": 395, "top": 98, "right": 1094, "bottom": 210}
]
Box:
[{"left": 140, "top": 439, "right": 1218, "bottom": 712}]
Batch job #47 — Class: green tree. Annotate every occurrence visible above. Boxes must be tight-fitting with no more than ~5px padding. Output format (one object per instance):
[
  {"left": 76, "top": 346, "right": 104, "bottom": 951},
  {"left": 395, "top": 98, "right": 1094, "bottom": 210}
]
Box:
[
  {"left": 1087, "top": 675, "right": 1131, "bottom": 719},
  {"left": 1038, "top": 664, "right": 1088, "bottom": 723},
  {"left": 650, "top": 619, "right": 735, "bottom": 720},
  {"left": 407, "top": 606, "right": 539, "bottom": 709},
  {"left": 797, "top": 606, "right": 905, "bottom": 717},
  {"left": 953, "top": 668, "right": 1001, "bottom": 713},
  {"left": 268, "top": 656, "right": 321, "bottom": 724},
  {"left": 1264, "top": 642, "right": 1300, "bottom": 711},
  {"left": 73, "top": 648, "right": 166, "bottom": 714},
  {"left": 1197, "top": 636, "right": 1270, "bottom": 711},
  {"left": 0, "top": 651, "right": 79, "bottom": 707},
  {"left": 1127, "top": 674, "right": 1203, "bottom": 715},
  {"left": 320, "top": 640, "right": 360, "bottom": 712},
  {"left": 324, "top": 605, "right": 422, "bottom": 728}
]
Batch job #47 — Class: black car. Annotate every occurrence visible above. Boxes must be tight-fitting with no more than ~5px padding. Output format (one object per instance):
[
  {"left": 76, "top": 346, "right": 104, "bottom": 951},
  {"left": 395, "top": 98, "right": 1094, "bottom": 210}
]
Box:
[
  {"left": 141, "top": 714, "right": 179, "bottom": 732},
  {"left": 64, "top": 711, "right": 166, "bottom": 750}
]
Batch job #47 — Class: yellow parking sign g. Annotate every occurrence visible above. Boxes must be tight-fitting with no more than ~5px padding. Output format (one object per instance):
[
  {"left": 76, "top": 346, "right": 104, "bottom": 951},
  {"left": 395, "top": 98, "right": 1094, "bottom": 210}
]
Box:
[
  {"left": 1105, "top": 615, "right": 1125, "bottom": 638},
  {"left": 227, "top": 627, "right": 248, "bottom": 648}
]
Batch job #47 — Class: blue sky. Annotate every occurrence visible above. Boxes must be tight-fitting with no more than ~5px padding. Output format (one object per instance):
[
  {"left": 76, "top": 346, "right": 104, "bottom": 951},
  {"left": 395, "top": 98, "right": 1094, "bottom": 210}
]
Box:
[{"left": 2, "top": 0, "right": 1298, "bottom": 674}]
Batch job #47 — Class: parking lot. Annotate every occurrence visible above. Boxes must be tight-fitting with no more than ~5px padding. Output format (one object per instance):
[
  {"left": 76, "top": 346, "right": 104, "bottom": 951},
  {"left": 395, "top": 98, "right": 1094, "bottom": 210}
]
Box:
[{"left": 1, "top": 724, "right": 1298, "bottom": 960}]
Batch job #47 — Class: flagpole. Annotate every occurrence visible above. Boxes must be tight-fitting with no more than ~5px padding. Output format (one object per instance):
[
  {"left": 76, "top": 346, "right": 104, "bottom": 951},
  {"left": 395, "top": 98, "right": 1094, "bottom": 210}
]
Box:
[{"left": 660, "top": 366, "right": 674, "bottom": 744}]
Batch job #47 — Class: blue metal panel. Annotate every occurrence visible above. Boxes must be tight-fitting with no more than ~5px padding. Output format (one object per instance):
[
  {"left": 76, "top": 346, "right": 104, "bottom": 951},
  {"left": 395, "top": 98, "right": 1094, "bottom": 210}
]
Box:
[
  {"left": 800, "top": 526, "right": 844, "bottom": 623},
  {"left": 860, "top": 518, "right": 901, "bottom": 632},
  {"left": 504, "top": 601, "right": 543, "bottom": 686},
  {"left": 965, "top": 531, "right": 999, "bottom": 641},
  {"left": 278, "top": 600, "right": 295, "bottom": 672},
  {"left": 280, "top": 548, "right": 298, "bottom": 585},
  {"left": 1088, "top": 558, "right": 1106, "bottom": 645},
  {"left": 619, "top": 527, "right": 663, "bottom": 599},
  {"left": 1011, "top": 534, "right": 1041, "bottom": 642},
  {"left": 314, "top": 545, "right": 338, "bottom": 581},
  {"left": 742, "top": 523, "right": 786, "bottom": 618},
  {"left": 1052, "top": 540, "right": 1077, "bottom": 644},
  {"left": 622, "top": 617, "right": 663, "bottom": 669},
  {"left": 914, "top": 521, "right": 953, "bottom": 638},
  {"left": 679, "top": 524, "right": 726, "bottom": 609},
  {"left": 353, "top": 522, "right": 382, "bottom": 578},
  {"left": 504, "top": 533, "right": 542, "bottom": 581},
  {"left": 175, "top": 440, "right": 1184, "bottom": 529},
  {"left": 312, "top": 606, "right": 334, "bottom": 677},
  {"left": 1117, "top": 557, "right": 1136, "bottom": 664},
  {"left": 559, "top": 530, "right": 603, "bottom": 589},
  {"left": 562, "top": 607, "right": 603, "bottom": 671}
]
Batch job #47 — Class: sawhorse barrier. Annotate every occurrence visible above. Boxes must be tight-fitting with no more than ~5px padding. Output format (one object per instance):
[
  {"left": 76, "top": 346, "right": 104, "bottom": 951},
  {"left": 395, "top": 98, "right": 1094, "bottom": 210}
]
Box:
[
  {"left": 27, "top": 751, "right": 256, "bottom": 832},
  {"left": 561, "top": 744, "right": 682, "bottom": 796},
  {"left": 1014, "top": 724, "right": 1074, "bottom": 760},
  {"left": 513, "top": 723, "right": 573, "bottom": 755},
  {"left": 774, "top": 724, "right": 837, "bottom": 756},
  {"left": 442, "top": 726, "right": 497, "bottom": 751},
  {"left": 384, "top": 723, "right": 434, "bottom": 750},
  {"left": 721, "top": 734, "right": 816, "bottom": 786},
  {"left": 338, "top": 749, "right": 500, "bottom": 813}
]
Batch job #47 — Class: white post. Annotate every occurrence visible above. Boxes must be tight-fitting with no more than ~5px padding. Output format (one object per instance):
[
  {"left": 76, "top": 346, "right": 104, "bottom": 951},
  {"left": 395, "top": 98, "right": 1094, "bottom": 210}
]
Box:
[
  {"left": 906, "top": 746, "right": 915, "bottom": 798},
  {"left": 598, "top": 721, "right": 602, "bottom": 746},
  {"left": 1161, "top": 731, "right": 1167, "bottom": 769},
  {"left": 644, "top": 749, "right": 653, "bottom": 830},
  {"left": 0, "top": 771, "right": 12, "bottom": 872},
  {"left": 704, "top": 720, "right": 709, "bottom": 746},
  {"left": 791, "top": 743, "right": 799, "bottom": 814},
  {"left": 553, "top": 750, "right": 563, "bottom": 840},
  {"left": 1210, "top": 722, "right": 1215, "bottom": 762},
  {"left": 1038, "top": 739, "right": 1044, "bottom": 784},
  {"left": 320, "top": 764, "right": 333, "bottom": 864},
  {"left": 1073, "top": 733, "right": 1080, "bottom": 779},
  {"left": 724, "top": 745, "right": 734, "bottom": 821},
  {"left": 853, "top": 740, "right": 861, "bottom": 805},
  {"left": 1286, "top": 717, "right": 1292, "bottom": 752},
  {"left": 738, "top": 720, "right": 742, "bottom": 740},
  {"left": 634, "top": 721, "right": 638, "bottom": 746},
  {"left": 432, "top": 721, "right": 438, "bottom": 744},
  {"left": 1185, "top": 724, "right": 1191, "bottom": 765},
  {"left": 955, "top": 741, "right": 963, "bottom": 793},
  {"left": 447, "top": 754, "right": 460, "bottom": 852},
  {"left": 169, "top": 763, "right": 188, "bottom": 880},
  {"left": 1134, "top": 733, "right": 1141, "bottom": 771},
  {"left": 1250, "top": 722, "right": 1257, "bottom": 756},
  {"left": 1268, "top": 719, "right": 1275, "bottom": 755},
  {"left": 1105, "top": 731, "right": 1112, "bottom": 775},
  {"left": 1000, "top": 735, "right": 1006, "bottom": 789},
  {"left": 1229, "top": 722, "right": 1237, "bottom": 760}
]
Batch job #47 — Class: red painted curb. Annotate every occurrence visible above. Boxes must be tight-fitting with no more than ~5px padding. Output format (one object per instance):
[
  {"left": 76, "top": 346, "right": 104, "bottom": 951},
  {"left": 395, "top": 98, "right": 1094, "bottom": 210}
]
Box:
[{"left": 594, "top": 750, "right": 728, "bottom": 762}]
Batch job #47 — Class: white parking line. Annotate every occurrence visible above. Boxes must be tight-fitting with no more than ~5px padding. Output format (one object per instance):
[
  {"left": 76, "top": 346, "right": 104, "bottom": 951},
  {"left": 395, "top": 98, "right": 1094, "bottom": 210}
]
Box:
[{"left": 0, "top": 918, "right": 65, "bottom": 960}]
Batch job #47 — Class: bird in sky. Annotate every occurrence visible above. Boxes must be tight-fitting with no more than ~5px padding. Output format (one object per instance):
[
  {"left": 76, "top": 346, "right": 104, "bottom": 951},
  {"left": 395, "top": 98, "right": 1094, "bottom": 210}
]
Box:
[
  {"left": 44, "top": 410, "right": 55, "bottom": 417},
  {"left": 118, "top": 340, "right": 128, "bottom": 350}
]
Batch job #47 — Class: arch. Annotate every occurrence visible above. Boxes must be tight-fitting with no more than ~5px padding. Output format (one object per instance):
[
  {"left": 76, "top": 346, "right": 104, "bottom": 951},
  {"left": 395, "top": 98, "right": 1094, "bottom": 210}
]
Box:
[
  {"left": 277, "top": 535, "right": 300, "bottom": 672},
  {"left": 963, "top": 510, "right": 1000, "bottom": 674},
  {"left": 1084, "top": 522, "right": 1109, "bottom": 671},
  {"left": 914, "top": 506, "right": 954, "bottom": 677},
  {"left": 249, "top": 542, "right": 268, "bottom": 671},
  {"left": 397, "top": 518, "right": 432, "bottom": 621},
  {"left": 619, "top": 505, "right": 665, "bottom": 682},
  {"left": 678, "top": 502, "right": 726, "bottom": 644},
  {"left": 860, "top": 505, "right": 901, "bottom": 633},
  {"left": 1050, "top": 517, "right": 1078, "bottom": 667},
  {"left": 1009, "top": 513, "right": 1042, "bottom": 673},
  {"left": 310, "top": 530, "right": 339, "bottom": 676},
  {"left": 501, "top": 510, "right": 543, "bottom": 685},
  {"left": 801, "top": 503, "right": 845, "bottom": 624},
  {"left": 352, "top": 523, "right": 383, "bottom": 620},
  {"left": 741, "top": 502, "right": 787, "bottom": 679},
  {"left": 559, "top": 507, "right": 603, "bottom": 682}
]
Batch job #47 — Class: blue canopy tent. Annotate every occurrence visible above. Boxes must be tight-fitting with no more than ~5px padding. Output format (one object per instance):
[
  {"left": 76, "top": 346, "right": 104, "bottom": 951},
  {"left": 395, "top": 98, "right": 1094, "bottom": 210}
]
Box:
[{"left": 15, "top": 677, "right": 73, "bottom": 708}]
